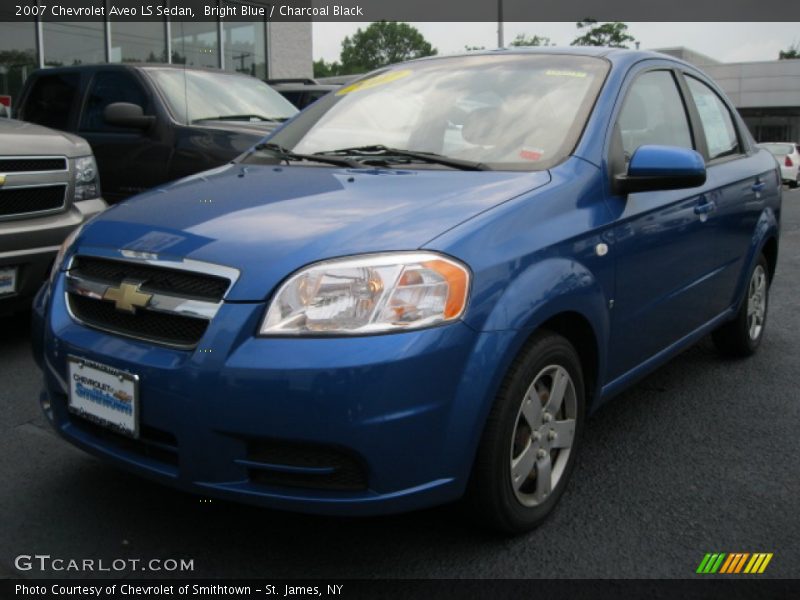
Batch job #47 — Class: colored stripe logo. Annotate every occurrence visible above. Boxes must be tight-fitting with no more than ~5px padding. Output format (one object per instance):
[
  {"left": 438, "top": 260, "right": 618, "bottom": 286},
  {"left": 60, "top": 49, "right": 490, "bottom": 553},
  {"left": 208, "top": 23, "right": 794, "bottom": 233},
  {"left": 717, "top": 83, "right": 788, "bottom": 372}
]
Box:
[{"left": 696, "top": 553, "right": 773, "bottom": 574}]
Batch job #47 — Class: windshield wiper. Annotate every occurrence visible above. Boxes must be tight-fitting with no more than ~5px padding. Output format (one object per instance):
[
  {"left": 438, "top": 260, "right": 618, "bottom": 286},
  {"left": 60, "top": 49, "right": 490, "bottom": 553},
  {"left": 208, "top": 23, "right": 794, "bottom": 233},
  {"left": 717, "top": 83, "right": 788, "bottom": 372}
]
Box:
[
  {"left": 315, "top": 145, "right": 491, "bottom": 171},
  {"left": 253, "top": 142, "right": 363, "bottom": 168},
  {"left": 194, "top": 114, "right": 286, "bottom": 123}
]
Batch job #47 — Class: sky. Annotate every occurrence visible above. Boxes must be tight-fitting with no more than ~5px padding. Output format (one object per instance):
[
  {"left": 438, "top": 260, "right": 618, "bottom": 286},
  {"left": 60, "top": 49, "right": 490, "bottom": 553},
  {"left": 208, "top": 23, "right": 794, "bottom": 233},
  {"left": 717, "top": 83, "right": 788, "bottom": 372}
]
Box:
[{"left": 313, "top": 22, "right": 800, "bottom": 65}]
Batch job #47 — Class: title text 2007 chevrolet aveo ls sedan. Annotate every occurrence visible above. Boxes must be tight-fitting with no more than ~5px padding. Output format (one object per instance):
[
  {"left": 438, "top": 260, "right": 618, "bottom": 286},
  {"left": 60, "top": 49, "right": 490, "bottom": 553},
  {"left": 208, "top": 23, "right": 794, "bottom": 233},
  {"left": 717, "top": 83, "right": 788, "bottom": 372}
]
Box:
[{"left": 32, "top": 48, "right": 781, "bottom": 533}]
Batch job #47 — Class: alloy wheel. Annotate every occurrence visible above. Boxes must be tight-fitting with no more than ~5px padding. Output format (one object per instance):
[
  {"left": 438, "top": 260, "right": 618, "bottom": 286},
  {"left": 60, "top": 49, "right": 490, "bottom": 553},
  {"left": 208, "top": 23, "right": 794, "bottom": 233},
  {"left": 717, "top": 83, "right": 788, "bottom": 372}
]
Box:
[
  {"left": 747, "top": 264, "right": 767, "bottom": 341},
  {"left": 509, "top": 365, "right": 577, "bottom": 507}
]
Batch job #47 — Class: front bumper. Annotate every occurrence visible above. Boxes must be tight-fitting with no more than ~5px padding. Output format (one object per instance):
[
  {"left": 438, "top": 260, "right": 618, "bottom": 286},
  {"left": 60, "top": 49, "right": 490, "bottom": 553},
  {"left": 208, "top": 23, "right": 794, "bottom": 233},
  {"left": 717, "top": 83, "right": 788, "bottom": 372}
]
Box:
[
  {"left": 33, "top": 275, "right": 516, "bottom": 516},
  {"left": 0, "top": 198, "right": 106, "bottom": 314}
]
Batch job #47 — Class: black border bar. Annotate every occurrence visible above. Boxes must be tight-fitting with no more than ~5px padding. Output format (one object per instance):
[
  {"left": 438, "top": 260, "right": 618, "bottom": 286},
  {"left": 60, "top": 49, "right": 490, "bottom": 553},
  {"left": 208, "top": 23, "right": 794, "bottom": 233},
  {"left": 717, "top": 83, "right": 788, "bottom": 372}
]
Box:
[
  {"left": 4, "top": 579, "right": 800, "bottom": 600},
  {"left": 1, "top": 0, "right": 800, "bottom": 22}
]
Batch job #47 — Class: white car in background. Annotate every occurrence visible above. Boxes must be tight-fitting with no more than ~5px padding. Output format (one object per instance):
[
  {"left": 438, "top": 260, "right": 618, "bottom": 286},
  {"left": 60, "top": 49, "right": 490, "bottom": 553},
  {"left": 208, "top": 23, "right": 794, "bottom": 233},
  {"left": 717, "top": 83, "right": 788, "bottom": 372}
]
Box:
[{"left": 759, "top": 142, "right": 800, "bottom": 188}]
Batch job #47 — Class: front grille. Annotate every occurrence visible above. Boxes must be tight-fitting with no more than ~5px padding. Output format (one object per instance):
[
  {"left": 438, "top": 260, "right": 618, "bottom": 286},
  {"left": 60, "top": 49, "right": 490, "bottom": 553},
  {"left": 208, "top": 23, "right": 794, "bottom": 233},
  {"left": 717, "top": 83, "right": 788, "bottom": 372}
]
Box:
[
  {"left": 69, "top": 294, "right": 209, "bottom": 347},
  {"left": 246, "top": 440, "right": 369, "bottom": 491},
  {"left": 71, "top": 256, "right": 229, "bottom": 302},
  {"left": 0, "top": 157, "right": 67, "bottom": 172},
  {"left": 0, "top": 185, "right": 66, "bottom": 217}
]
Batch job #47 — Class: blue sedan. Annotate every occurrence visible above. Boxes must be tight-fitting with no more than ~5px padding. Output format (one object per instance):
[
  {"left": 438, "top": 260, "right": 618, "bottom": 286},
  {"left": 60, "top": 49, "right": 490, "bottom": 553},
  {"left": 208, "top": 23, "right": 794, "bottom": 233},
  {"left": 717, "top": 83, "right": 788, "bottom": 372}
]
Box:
[{"left": 32, "top": 48, "right": 781, "bottom": 533}]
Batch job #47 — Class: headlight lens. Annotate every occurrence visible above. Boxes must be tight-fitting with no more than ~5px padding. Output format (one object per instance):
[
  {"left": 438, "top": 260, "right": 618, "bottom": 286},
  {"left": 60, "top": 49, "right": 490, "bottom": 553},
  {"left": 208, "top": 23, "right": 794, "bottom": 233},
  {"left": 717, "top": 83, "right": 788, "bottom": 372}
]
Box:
[
  {"left": 260, "top": 252, "right": 470, "bottom": 335},
  {"left": 49, "top": 223, "right": 84, "bottom": 284},
  {"left": 74, "top": 156, "right": 100, "bottom": 201}
]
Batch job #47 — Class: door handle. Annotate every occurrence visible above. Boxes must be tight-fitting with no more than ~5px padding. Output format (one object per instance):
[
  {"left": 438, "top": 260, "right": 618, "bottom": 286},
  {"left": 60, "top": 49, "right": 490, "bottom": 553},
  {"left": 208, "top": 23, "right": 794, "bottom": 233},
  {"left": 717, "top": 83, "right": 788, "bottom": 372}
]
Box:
[
  {"left": 752, "top": 181, "right": 766, "bottom": 192},
  {"left": 694, "top": 199, "right": 716, "bottom": 215}
]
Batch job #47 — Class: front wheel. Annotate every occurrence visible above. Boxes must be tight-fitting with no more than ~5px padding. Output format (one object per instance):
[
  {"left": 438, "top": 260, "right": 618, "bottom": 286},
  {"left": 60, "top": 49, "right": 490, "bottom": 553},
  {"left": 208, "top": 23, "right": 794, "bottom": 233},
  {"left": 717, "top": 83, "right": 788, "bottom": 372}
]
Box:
[
  {"left": 712, "top": 254, "right": 769, "bottom": 357},
  {"left": 466, "top": 331, "right": 585, "bottom": 534}
]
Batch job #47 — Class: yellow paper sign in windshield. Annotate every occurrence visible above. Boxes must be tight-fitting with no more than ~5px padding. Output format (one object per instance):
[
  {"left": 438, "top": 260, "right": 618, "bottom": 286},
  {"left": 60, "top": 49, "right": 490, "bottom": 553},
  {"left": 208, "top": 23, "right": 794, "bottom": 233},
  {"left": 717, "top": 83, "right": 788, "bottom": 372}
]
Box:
[
  {"left": 545, "top": 69, "right": 587, "bottom": 78},
  {"left": 336, "top": 69, "right": 413, "bottom": 96}
]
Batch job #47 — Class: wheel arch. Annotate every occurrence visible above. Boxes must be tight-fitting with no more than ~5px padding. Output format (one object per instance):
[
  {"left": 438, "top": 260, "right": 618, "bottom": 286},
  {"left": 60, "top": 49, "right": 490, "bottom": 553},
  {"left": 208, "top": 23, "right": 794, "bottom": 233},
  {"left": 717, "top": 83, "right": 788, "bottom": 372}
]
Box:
[{"left": 761, "top": 234, "right": 778, "bottom": 284}]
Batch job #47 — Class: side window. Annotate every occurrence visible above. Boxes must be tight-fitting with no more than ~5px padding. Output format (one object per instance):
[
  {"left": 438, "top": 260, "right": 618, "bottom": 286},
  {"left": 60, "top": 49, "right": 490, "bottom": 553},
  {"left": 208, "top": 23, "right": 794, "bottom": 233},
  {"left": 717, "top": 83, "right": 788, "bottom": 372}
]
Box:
[
  {"left": 685, "top": 76, "right": 740, "bottom": 160},
  {"left": 279, "top": 91, "right": 303, "bottom": 107},
  {"left": 80, "top": 71, "right": 150, "bottom": 132},
  {"left": 617, "top": 71, "right": 693, "bottom": 159},
  {"left": 23, "top": 74, "right": 80, "bottom": 131}
]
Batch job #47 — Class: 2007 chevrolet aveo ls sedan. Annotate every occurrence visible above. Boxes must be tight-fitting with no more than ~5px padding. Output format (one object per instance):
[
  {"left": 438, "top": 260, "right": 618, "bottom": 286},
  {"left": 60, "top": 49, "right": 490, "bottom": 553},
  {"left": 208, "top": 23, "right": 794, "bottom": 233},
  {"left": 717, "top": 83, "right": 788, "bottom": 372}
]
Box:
[{"left": 32, "top": 48, "right": 781, "bottom": 533}]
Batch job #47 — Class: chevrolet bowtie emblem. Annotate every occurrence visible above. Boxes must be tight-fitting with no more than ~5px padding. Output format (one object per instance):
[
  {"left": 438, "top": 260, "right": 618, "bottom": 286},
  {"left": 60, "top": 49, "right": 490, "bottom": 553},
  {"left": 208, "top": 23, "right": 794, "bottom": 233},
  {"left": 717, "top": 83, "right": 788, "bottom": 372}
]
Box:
[
  {"left": 0, "top": 174, "right": 6, "bottom": 187},
  {"left": 103, "top": 280, "right": 152, "bottom": 313}
]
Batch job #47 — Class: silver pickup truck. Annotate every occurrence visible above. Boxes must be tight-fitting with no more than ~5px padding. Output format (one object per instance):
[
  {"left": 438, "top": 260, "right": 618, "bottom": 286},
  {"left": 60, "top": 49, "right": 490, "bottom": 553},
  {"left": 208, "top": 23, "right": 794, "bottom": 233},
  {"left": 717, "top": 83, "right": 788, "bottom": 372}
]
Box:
[{"left": 0, "top": 119, "right": 106, "bottom": 315}]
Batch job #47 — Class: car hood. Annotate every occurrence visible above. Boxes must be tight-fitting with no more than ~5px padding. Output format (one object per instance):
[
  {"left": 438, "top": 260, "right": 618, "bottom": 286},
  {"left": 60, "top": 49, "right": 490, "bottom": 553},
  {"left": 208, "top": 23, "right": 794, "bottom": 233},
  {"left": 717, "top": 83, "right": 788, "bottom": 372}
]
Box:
[
  {"left": 0, "top": 118, "right": 92, "bottom": 158},
  {"left": 77, "top": 163, "right": 550, "bottom": 301}
]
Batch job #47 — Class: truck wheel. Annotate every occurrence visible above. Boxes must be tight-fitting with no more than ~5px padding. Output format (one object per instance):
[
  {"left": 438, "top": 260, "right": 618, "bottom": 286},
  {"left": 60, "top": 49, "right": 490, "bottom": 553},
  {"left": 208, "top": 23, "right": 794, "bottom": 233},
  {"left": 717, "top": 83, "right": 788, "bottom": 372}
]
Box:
[
  {"left": 712, "top": 254, "right": 769, "bottom": 357},
  {"left": 467, "top": 331, "right": 585, "bottom": 534}
]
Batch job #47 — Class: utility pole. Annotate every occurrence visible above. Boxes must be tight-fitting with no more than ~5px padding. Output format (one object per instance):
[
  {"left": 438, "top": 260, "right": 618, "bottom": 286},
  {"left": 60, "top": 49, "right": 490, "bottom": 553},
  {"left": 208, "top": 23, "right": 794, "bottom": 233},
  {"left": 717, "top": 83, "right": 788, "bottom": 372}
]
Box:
[{"left": 497, "top": 0, "right": 504, "bottom": 47}]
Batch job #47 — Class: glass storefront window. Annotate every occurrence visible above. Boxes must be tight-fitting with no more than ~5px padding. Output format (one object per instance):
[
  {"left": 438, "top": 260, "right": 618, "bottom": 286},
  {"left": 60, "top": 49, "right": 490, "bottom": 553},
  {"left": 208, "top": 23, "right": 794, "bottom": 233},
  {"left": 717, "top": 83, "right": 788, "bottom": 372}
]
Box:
[
  {"left": 223, "top": 11, "right": 266, "bottom": 79},
  {"left": 171, "top": 22, "right": 218, "bottom": 68},
  {"left": 110, "top": 21, "right": 168, "bottom": 63},
  {"left": 42, "top": 22, "right": 106, "bottom": 67},
  {"left": 0, "top": 22, "right": 37, "bottom": 112}
]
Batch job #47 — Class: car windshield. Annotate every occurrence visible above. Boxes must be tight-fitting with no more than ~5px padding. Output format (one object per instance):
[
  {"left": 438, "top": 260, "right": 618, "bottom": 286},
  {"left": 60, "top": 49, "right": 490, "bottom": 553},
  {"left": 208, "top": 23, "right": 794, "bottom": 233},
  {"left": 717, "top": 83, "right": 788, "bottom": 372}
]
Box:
[
  {"left": 265, "top": 54, "right": 609, "bottom": 171},
  {"left": 760, "top": 143, "right": 794, "bottom": 156},
  {"left": 145, "top": 68, "right": 298, "bottom": 124}
]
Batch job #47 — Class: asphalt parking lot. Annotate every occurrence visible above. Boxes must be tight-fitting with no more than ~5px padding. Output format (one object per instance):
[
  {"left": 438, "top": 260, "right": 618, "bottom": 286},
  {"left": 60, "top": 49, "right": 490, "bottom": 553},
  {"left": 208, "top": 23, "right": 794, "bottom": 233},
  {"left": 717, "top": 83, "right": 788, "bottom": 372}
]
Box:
[{"left": 2, "top": 188, "right": 799, "bottom": 580}]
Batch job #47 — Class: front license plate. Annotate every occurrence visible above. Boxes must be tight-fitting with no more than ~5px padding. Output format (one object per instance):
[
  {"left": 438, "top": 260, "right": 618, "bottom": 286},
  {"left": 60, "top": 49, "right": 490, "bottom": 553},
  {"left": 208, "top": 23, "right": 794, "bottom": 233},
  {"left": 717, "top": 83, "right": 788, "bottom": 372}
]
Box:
[
  {"left": 0, "top": 266, "right": 17, "bottom": 296},
  {"left": 68, "top": 357, "right": 139, "bottom": 438}
]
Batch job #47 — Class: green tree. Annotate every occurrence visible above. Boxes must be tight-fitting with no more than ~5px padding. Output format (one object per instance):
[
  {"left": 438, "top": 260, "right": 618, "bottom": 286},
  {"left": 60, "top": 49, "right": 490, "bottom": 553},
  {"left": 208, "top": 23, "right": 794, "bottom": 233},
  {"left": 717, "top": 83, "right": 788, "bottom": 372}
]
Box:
[
  {"left": 338, "top": 21, "right": 437, "bottom": 74},
  {"left": 571, "top": 19, "right": 636, "bottom": 48},
  {"left": 509, "top": 33, "right": 554, "bottom": 47},
  {"left": 313, "top": 59, "right": 343, "bottom": 78},
  {"left": 779, "top": 43, "right": 800, "bottom": 59}
]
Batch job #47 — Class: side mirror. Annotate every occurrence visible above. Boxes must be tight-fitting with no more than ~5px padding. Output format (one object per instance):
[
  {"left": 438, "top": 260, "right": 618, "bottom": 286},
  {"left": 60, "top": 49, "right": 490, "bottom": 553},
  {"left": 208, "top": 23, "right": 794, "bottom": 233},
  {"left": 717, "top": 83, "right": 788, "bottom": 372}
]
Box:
[
  {"left": 103, "top": 102, "right": 155, "bottom": 130},
  {"left": 616, "top": 145, "right": 706, "bottom": 194}
]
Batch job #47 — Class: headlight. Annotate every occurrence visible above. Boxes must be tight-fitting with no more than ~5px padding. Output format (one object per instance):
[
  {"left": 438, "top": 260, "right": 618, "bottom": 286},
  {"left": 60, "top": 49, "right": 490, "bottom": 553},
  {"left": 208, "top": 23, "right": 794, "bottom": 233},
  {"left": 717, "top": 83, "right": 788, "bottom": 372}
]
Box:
[
  {"left": 74, "top": 156, "right": 100, "bottom": 201},
  {"left": 49, "top": 223, "right": 84, "bottom": 284},
  {"left": 260, "top": 252, "right": 470, "bottom": 335}
]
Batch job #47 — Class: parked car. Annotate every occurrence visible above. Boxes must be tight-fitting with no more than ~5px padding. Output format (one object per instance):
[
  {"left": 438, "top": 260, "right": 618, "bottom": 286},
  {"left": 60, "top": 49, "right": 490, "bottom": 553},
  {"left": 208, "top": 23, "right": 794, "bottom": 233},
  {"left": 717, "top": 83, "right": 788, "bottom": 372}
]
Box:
[
  {"left": 0, "top": 118, "right": 105, "bottom": 315},
  {"left": 268, "top": 78, "right": 340, "bottom": 109},
  {"left": 15, "top": 65, "right": 298, "bottom": 203},
  {"left": 32, "top": 48, "right": 781, "bottom": 533},
  {"left": 758, "top": 142, "right": 800, "bottom": 187}
]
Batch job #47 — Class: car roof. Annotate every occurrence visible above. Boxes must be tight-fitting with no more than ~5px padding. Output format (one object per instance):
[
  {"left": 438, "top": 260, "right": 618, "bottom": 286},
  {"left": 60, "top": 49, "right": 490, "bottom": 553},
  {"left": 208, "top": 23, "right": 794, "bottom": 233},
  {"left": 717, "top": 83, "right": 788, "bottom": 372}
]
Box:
[
  {"left": 402, "top": 46, "right": 694, "bottom": 70},
  {"left": 30, "top": 63, "right": 260, "bottom": 78},
  {"left": 272, "top": 84, "right": 340, "bottom": 92}
]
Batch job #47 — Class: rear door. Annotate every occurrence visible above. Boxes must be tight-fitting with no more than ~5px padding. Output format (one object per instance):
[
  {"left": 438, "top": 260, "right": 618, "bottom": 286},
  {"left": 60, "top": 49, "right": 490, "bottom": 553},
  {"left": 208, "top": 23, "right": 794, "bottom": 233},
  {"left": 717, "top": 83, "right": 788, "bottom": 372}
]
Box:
[
  {"left": 679, "top": 73, "right": 774, "bottom": 317},
  {"left": 77, "top": 69, "right": 170, "bottom": 203}
]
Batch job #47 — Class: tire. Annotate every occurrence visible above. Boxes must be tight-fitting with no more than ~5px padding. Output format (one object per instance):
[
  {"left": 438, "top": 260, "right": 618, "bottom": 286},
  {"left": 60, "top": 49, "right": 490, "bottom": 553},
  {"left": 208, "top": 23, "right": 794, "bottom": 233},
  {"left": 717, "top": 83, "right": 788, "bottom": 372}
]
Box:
[
  {"left": 466, "top": 331, "right": 585, "bottom": 534},
  {"left": 712, "top": 254, "right": 769, "bottom": 357},
  {"left": 791, "top": 175, "right": 799, "bottom": 189}
]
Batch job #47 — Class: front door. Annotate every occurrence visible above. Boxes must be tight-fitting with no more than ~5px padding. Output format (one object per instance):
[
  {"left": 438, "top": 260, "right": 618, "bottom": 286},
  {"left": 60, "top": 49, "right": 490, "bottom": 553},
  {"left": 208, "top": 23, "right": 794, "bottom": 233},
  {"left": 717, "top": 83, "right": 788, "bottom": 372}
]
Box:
[
  {"left": 605, "top": 68, "right": 722, "bottom": 380},
  {"left": 78, "top": 70, "right": 170, "bottom": 203}
]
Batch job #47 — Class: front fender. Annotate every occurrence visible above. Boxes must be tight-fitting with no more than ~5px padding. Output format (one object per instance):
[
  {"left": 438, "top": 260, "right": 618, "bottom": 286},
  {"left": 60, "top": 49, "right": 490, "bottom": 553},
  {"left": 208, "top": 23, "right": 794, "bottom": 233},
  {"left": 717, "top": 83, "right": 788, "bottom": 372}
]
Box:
[
  {"left": 470, "top": 256, "right": 610, "bottom": 409},
  {"left": 477, "top": 257, "right": 609, "bottom": 335},
  {"left": 440, "top": 258, "right": 610, "bottom": 487}
]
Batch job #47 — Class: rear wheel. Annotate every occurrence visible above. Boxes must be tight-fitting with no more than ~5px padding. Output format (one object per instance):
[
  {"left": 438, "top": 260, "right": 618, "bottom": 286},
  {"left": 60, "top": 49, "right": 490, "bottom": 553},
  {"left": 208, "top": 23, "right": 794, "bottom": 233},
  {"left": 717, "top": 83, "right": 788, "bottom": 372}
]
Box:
[
  {"left": 792, "top": 174, "right": 799, "bottom": 188},
  {"left": 467, "top": 331, "right": 585, "bottom": 534},
  {"left": 712, "top": 254, "right": 769, "bottom": 357}
]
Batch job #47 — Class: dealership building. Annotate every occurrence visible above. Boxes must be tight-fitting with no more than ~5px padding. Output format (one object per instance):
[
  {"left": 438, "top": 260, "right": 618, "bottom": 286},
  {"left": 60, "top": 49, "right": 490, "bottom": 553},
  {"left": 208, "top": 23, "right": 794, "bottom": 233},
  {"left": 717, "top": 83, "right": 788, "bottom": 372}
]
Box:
[{"left": 0, "top": 18, "right": 313, "bottom": 108}]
